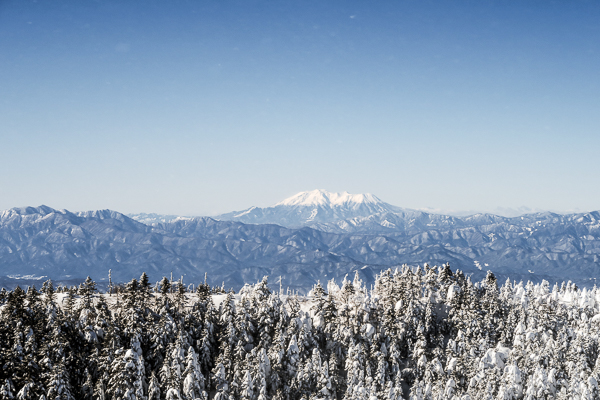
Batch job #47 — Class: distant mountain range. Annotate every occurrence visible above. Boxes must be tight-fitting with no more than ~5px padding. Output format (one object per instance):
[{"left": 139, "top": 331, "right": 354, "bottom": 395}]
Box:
[{"left": 1, "top": 190, "right": 599, "bottom": 292}]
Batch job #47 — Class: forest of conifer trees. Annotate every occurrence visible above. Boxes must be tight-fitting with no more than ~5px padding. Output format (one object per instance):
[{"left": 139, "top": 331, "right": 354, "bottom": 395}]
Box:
[{"left": 1, "top": 265, "right": 600, "bottom": 400}]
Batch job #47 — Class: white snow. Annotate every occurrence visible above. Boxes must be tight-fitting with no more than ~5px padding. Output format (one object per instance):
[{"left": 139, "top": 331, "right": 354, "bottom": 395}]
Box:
[
  {"left": 446, "top": 357, "right": 457, "bottom": 373},
  {"left": 447, "top": 284, "right": 461, "bottom": 301},
  {"left": 479, "top": 348, "right": 507, "bottom": 370},
  {"left": 233, "top": 206, "right": 258, "bottom": 218},
  {"left": 363, "top": 323, "right": 375, "bottom": 338},
  {"left": 6, "top": 274, "right": 47, "bottom": 280},
  {"left": 275, "top": 189, "right": 383, "bottom": 207}
]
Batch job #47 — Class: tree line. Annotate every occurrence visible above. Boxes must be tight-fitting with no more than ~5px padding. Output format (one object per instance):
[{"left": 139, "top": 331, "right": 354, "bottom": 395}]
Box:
[{"left": 1, "top": 265, "right": 599, "bottom": 400}]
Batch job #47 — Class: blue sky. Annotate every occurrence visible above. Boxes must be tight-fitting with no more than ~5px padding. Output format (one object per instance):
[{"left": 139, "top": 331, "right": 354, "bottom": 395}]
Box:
[{"left": 1, "top": 0, "right": 599, "bottom": 215}]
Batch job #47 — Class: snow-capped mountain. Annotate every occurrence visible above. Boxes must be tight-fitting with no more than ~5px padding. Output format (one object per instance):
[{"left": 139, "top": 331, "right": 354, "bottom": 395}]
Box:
[
  {"left": 274, "top": 190, "right": 384, "bottom": 208},
  {"left": 0, "top": 205, "right": 392, "bottom": 292},
  {"left": 3, "top": 203, "right": 600, "bottom": 292},
  {"left": 127, "top": 212, "right": 189, "bottom": 225},
  {"left": 215, "top": 189, "right": 410, "bottom": 228}
]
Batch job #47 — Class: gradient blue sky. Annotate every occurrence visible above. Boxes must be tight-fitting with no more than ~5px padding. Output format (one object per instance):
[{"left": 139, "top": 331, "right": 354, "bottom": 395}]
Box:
[{"left": 1, "top": 0, "right": 599, "bottom": 216}]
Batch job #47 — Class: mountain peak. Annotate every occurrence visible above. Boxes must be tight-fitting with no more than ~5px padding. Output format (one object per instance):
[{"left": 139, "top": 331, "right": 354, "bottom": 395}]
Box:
[
  {"left": 275, "top": 189, "right": 383, "bottom": 207},
  {"left": 8, "top": 205, "right": 59, "bottom": 216},
  {"left": 215, "top": 189, "right": 401, "bottom": 229}
]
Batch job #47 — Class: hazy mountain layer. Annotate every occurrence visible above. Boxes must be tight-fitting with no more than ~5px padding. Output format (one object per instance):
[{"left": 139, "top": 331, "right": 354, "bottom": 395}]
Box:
[{"left": 3, "top": 202, "right": 600, "bottom": 291}]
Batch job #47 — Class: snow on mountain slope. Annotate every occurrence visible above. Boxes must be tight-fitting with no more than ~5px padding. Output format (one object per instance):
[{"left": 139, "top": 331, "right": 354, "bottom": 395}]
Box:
[
  {"left": 216, "top": 189, "right": 407, "bottom": 227},
  {"left": 3, "top": 201, "right": 600, "bottom": 292},
  {"left": 275, "top": 189, "right": 383, "bottom": 207},
  {"left": 128, "top": 212, "right": 189, "bottom": 225},
  {"left": 0, "top": 205, "right": 394, "bottom": 292}
]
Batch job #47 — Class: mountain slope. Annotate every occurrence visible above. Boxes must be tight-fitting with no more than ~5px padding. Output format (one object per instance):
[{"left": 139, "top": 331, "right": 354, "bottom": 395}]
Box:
[
  {"left": 215, "top": 189, "right": 411, "bottom": 228},
  {"left": 2, "top": 204, "right": 600, "bottom": 291},
  {"left": 0, "top": 206, "right": 402, "bottom": 291}
]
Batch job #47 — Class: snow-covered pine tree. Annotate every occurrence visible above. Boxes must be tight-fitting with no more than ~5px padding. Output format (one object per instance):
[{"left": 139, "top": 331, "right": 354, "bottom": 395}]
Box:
[
  {"left": 212, "top": 359, "right": 230, "bottom": 400},
  {"left": 148, "top": 371, "right": 161, "bottom": 400},
  {"left": 45, "top": 356, "right": 75, "bottom": 400},
  {"left": 182, "top": 346, "right": 207, "bottom": 400},
  {"left": 106, "top": 347, "right": 146, "bottom": 400},
  {"left": 161, "top": 332, "right": 187, "bottom": 400},
  {"left": 1, "top": 379, "right": 16, "bottom": 400}
]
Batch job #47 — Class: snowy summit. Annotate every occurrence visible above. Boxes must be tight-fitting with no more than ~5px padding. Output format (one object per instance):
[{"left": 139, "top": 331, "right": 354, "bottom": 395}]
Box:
[
  {"left": 275, "top": 189, "right": 383, "bottom": 208},
  {"left": 216, "top": 189, "right": 402, "bottom": 228}
]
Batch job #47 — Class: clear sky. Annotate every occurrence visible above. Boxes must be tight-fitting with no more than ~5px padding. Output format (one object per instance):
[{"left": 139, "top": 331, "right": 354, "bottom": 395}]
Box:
[{"left": 1, "top": 0, "right": 599, "bottom": 216}]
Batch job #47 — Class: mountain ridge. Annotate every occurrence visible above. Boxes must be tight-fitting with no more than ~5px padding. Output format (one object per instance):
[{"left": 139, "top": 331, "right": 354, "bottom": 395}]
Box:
[
  {"left": 2, "top": 200, "right": 600, "bottom": 292},
  {"left": 274, "top": 189, "right": 386, "bottom": 207},
  {"left": 215, "top": 189, "right": 411, "bottom": 228}
]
